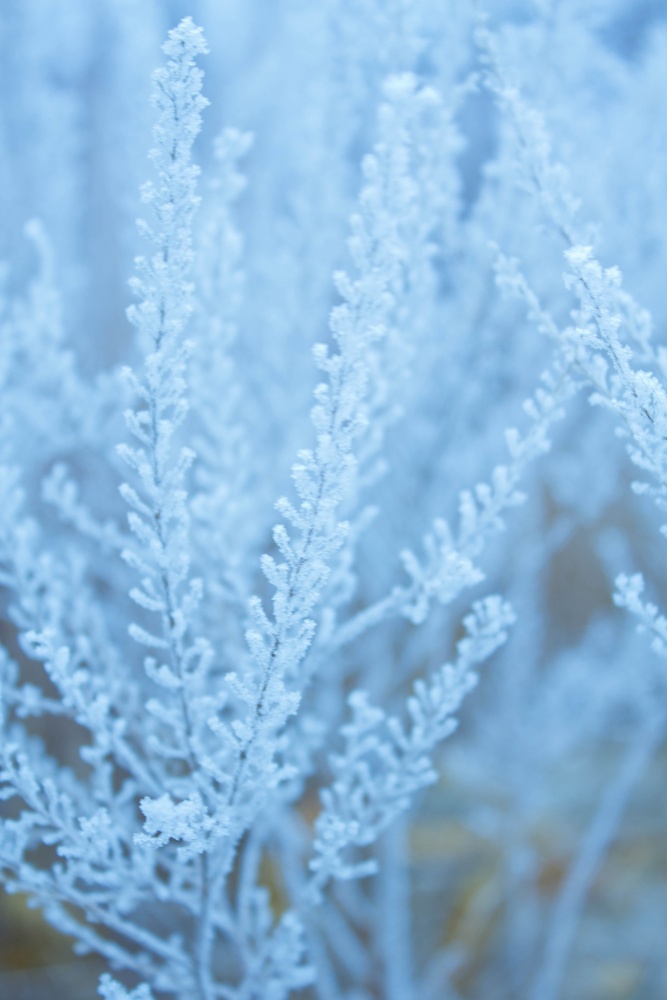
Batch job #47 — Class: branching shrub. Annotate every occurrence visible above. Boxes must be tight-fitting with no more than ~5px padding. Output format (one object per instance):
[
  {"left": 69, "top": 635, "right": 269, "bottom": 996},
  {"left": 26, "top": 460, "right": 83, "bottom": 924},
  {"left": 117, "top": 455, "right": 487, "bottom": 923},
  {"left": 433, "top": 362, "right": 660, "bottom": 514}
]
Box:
[{"left": 1, "top": 3, "right": 666, "bottom": 999}]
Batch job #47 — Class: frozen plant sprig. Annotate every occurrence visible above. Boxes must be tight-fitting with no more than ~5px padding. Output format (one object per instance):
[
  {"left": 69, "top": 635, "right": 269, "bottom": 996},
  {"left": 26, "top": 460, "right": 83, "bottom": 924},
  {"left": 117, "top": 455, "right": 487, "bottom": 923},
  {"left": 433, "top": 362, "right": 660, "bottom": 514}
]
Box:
[
  {"left": 330, "top": 350, "right": 574, "bottom": 650},
  {"left": 614, "top": 574, "right": 667, "bottom": 660},
  {"left": 480, "top": 17, "right": 667, "bottom": 665},
  {"left": 561, "top": 248, "right": 667, "bottom": 653},
  {"left": 0, "top": 432, "right": 199, "bottom": 996},
  {"left": 478, "top": 20, "right": 667, "bottom": 520},
  {"left": 564, "top": 246, "right": 667, "bottom": 519},
  {"left": 127, "top": 17, "right": 209, "bottom": 353},
  {"left": 232, "top": 892, "right": 315, "bottom": 1000},
  {"left": 309, "top": 596, "right": 515, "bottom": 897},
  {"left": 475, "top": 17, "right": 583, "bottom": 247},
  {"left": 118, "top": 18, "right": 211, "bottom": 793},
  {"left": 214, "top": 74, "right": 429, "bottom": 858}
]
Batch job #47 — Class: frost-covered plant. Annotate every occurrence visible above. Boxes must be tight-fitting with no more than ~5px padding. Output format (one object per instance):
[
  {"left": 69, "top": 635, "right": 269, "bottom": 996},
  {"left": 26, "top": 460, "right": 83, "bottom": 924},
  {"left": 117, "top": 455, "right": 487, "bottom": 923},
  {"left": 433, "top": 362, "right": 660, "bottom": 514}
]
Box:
[{"left": 1, "top": 4, "right": 667, "bottom": 1000}]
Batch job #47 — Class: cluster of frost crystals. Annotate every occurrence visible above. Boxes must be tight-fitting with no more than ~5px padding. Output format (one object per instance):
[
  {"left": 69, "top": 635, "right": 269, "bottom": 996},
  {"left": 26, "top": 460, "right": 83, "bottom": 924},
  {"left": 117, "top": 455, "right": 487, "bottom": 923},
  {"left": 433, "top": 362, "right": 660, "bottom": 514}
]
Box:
[{"left": 99, "top": 976, "right": 155, "bottom": 1000}]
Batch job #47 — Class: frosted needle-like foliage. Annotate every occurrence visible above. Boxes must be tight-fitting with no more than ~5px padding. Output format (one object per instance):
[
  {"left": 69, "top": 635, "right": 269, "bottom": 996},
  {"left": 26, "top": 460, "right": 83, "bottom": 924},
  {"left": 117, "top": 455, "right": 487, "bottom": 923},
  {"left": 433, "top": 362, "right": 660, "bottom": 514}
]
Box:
[{"left": 2, "top": 6, "right": 666, "bottom": 999}]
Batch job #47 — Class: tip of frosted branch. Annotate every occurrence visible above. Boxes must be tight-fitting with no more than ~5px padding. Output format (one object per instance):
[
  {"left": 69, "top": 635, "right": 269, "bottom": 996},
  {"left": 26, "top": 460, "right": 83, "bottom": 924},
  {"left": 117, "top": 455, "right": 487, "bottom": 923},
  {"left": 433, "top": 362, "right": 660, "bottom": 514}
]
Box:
[{"left": 163, "top": 17, "right": 209, "bottom": 60}]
